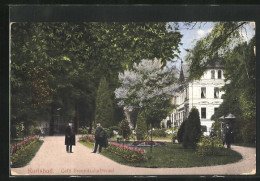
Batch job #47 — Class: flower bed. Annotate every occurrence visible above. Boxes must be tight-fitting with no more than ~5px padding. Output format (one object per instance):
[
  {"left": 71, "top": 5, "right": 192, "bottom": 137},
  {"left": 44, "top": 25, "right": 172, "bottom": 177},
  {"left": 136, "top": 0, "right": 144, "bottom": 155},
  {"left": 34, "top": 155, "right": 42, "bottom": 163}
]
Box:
[
  {"left": 106, "top": 142, "right": 146, "bottom": 162},
  {"left": 10, "top": 135, "right": 38, "bottom": 155},
  {"left": 129, "top": 141, "right": 168, "bottom": 147},
  {"left": 82, "top": 135, "right": 95, "bottom": 143},
  {"left": 11, "top": 137, "right": 43, "bottom": 167}
]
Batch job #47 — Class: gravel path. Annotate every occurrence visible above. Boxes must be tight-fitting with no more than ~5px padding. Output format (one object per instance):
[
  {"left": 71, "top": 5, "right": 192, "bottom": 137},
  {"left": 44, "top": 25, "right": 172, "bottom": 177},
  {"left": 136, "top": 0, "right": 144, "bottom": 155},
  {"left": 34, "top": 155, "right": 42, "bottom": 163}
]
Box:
[{"left": 11, "top": 136, "right": 256, "bottom": 176}]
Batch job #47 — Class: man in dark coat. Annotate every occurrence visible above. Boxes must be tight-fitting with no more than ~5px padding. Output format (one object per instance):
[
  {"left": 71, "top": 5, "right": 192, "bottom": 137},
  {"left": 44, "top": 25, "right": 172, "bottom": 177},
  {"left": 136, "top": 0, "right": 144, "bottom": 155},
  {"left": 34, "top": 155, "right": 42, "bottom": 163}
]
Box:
[
  {"left": 92, "top": 122, "right": 107, "bottom": 153},
  {"left": 65, "top": 123, "right": 75, "bottom": 153},
  {"left": 225, "top": 128, "right": 233, "bottom": 149}
]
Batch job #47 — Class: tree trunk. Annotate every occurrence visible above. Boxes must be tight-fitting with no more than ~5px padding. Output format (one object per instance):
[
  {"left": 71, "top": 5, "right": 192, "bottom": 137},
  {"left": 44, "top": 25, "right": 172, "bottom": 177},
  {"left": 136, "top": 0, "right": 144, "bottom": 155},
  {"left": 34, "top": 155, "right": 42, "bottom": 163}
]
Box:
[
  {"left": 74, "top": 102, "right": 80, "bottom": 134},
  {"left": 49, "top": 103, "right": 56, "bottom": 136}
]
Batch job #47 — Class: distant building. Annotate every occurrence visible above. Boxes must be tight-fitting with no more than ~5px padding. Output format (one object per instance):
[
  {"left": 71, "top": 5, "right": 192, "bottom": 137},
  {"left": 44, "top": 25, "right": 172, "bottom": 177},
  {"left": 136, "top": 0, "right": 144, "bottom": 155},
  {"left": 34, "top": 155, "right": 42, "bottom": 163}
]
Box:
[{"left": 162, "top": 62, "right": 227, "bottom": 136}]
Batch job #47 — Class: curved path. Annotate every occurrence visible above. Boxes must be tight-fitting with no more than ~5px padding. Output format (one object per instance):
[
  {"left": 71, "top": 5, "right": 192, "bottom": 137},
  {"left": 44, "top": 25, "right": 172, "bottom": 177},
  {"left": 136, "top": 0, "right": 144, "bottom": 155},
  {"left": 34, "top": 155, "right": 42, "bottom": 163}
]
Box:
[{"left": 11, "top": 136, "right": 256, "bottom": 176}]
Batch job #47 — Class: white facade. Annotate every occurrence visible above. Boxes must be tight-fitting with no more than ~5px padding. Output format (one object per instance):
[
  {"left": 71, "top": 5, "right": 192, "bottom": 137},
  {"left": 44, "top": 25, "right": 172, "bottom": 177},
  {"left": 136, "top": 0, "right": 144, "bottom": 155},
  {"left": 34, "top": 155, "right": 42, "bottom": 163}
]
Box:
[{"left": 162, "top": 67, "right": 226, "bottom": 136}]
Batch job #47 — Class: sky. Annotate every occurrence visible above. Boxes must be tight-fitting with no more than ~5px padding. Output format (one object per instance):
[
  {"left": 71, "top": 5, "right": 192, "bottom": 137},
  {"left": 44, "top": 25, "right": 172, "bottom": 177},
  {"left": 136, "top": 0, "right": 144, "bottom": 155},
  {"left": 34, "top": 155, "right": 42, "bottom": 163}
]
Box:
[{"left": 169, "top": 22, "right": 255, "bottom": 70}]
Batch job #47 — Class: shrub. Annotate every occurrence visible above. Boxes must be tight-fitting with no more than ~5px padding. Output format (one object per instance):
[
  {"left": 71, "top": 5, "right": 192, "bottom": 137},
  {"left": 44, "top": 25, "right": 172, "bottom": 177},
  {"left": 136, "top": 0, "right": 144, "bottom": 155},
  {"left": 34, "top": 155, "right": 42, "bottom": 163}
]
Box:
[
  {"left": 211, "top": 120, "right": 221, "bottom": 138},
  {"left": 171, "top": 131, "right": 178, "bottom": 143},
  {"left": 82, "top": 135, "right": 95, "bottom": 143},
  {"left": 119, "top": 120, "right": 132, "bottom": 139},
  {"left": 177, "top": 119, "right": 186, "bottom": 143},
  {"left": 106, "top": 142, "right": 146, "bottom": 162},
  {"left": 183, "top": 108, "right": 201, "bottom": 149},
  {"left": 242, "top": 119, "right": 256, "bottom": 144},
  {"left": 197, "top": 136, "right": 224, "bottom": 156},
  {"left": 104, "top": 128, "right": 113, "bottom": 138},
  {"left": 152, "top": 129, "right": 166, "bottom": 137},
  {"left": 109, "top": 126, "right": 119, "bottom": 131},
  {"left": 136, "top": 111, "right": 147, "bottom": 140},
  {"left": 78, "top": 127, "right": 89, "bottom": 135}
]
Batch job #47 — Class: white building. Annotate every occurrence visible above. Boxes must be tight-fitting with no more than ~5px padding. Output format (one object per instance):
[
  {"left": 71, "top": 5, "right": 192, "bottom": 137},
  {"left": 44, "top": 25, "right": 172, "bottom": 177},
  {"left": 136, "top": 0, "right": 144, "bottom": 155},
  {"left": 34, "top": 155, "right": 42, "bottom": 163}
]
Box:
[{"left": 162, "top": 63, "right": 226, "bottom": 136}]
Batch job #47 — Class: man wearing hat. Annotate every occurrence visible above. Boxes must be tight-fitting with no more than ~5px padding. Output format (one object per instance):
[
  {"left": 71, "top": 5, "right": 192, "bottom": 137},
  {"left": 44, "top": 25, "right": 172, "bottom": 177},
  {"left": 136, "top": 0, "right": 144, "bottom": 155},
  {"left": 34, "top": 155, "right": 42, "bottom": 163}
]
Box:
[
  {"left": 65, "top": 123, "right": 75, "bottom": 153},
  {"left": 92, "top": 122, "right": 107, "bottom": 153}
]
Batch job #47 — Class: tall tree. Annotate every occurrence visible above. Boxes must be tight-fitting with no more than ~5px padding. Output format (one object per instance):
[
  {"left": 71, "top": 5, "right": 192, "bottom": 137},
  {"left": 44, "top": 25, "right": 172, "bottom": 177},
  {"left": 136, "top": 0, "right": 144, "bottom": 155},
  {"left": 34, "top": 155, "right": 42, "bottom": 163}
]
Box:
[
  {"left": 213, "top": 38, "right": 256, "bottom": 143},
  {"left": 95, "top": 77, "right": 114, "bottom": 128},
  {"left": 11, "top": 22, "right": 182, "bottom": 136},
  {"left": 115, "top": 58, "right": 178, "bottom": 128}
]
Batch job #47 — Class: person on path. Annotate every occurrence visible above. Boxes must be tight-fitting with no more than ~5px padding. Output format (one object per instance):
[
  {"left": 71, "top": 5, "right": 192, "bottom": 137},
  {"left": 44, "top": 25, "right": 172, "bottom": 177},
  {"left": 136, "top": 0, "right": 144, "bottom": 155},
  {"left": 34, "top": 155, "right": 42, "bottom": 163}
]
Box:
[
  {"left": 92, "top": 122, "right": 108, "bottom": 153},
  {"left": 65, "top": 123, "right": 75, "bottom": 153},
  {"left": 225, "top": 127, "right": 233, "bottom": 149}
]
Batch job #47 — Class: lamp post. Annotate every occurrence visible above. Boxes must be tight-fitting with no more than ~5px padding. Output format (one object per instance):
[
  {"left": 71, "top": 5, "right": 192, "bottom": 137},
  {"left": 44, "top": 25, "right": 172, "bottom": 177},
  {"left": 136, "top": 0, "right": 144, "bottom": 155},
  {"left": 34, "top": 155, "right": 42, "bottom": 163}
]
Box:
[{"left": 57, "top": 108, "right": 62, "bottom": 133}]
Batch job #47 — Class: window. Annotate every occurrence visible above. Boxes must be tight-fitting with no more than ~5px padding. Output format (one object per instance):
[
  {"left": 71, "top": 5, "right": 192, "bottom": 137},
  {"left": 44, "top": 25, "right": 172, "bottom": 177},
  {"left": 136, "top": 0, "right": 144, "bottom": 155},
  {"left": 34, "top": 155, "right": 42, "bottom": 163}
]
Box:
[
  {"left": 211, "top": 70, "right": 215, "bottom": 79},
  {"left": 201, "top": 108, "right": 206, "bottom": 119},
  {"left": 218, "top": 70, "right": 222, "bottom": 79},
  {"left": 214, "top": 87, "right": 220, "bottom": 98},
  {"left": 201, "top": 87, "right": 206, "bottom": 98}
]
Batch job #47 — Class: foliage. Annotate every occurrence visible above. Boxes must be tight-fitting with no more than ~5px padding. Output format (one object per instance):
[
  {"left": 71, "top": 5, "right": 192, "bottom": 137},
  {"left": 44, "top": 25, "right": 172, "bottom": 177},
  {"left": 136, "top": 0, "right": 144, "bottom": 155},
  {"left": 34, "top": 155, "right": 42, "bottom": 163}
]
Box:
[
  {"left": 104, "top": 128, "right": 113, "bottom": 138},
  {"left": 197, "top": 136, "right": 224, "bottom": 156},
  {"left": 78, "top": 127, "right": 89, "bottom": 135},
  {"left": 136, "top": 111, "right": 147, "bottom": 140},
  {"left": 171, "top": 131, "right": 178, "bottom": 143},
  {"left": 115, "top": 58, "right": 178, "bottom": 130},
  {"left": 185, "top": 22, "right": 250, "bottom": 80},
  {"left": 186, "top": 22, "right": 255, "bottom": 144},
  {"left": 95, "top": 77, "right": 114, "bottom": 128},
  {"left": 183, "top": 108, "right": 201, "bottom": 149},
  {"left": 106, "top": 142, "right": 146, "bottom": 162},
  {"left": 11, "top": 22, "right": 181, "bottom": 136},
  {"left": 119, "top": 120, "right": 132, "bottom": 139},
  {"left": 152, "top": 129, "right": 166, "bottom": 138},
  {"left": 177, "top": 119, "right": 186, "bottom": 143},
  {"left": 211, "top": 120, "right": 221, "bottom": 138}
]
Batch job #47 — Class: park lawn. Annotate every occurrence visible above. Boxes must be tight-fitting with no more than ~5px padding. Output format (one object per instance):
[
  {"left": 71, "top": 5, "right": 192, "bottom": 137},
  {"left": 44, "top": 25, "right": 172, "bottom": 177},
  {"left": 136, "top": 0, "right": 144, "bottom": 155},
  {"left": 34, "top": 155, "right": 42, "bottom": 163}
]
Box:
[
  {"left": 101, "top": 143, "right": 242, "bottom": 168},
  {"left": 79, "top": 138, "right": 94, "bottom": 149}
]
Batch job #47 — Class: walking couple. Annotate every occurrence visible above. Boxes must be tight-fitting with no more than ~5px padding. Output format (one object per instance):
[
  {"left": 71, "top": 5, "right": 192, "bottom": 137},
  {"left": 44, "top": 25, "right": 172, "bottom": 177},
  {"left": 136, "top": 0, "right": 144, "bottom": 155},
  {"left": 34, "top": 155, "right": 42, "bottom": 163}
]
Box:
[{"left": 65, "top": 122, "right": 108, "bottom": 154}]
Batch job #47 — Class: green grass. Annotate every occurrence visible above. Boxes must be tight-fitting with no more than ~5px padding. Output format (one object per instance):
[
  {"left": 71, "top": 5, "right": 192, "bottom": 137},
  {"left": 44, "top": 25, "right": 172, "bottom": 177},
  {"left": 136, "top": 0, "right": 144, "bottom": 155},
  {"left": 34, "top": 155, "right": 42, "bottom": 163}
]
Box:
[
  {"left": 101, "top": 143, "right": 242, "bottom": 168},
  {"left": 11, "top": 140, "right": 43, "bottom": 168},
  {"left": 79, "top": 138, "right": 94, "bottom": 149}
]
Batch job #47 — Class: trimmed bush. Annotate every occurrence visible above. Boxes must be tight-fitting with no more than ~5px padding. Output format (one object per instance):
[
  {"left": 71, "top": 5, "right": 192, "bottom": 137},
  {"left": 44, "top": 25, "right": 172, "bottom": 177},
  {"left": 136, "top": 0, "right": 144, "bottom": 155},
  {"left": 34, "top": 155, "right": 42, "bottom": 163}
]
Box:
[
  {"left": 136, "top": 111, "right": 147, "bottom": 140},
  {"left": 197, "top": 136, "right": 224, "bottom": 156},
  {"left": 183, "top": 108, "right": 201, "bottom": 149},
  {"left": 177, "top": 119, "right": 186, "bottom": 143},
  {"left": 119, "top": 120, "right": 132, "bottom": 139}
]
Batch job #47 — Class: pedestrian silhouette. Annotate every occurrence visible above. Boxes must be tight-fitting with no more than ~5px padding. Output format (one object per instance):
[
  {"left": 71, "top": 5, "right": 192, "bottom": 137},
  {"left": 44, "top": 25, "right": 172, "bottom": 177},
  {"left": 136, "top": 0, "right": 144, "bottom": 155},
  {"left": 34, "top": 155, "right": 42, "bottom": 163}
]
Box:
[
  {"left": 92, "top": 122, "right": 107, "bottom": 153},
  {"left": 65, "top": 123, "right": 75, "bottom": 153}
]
